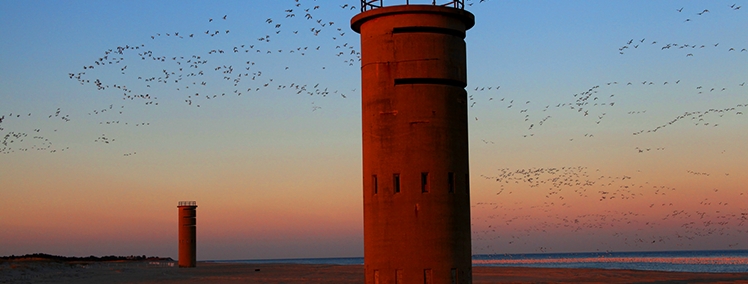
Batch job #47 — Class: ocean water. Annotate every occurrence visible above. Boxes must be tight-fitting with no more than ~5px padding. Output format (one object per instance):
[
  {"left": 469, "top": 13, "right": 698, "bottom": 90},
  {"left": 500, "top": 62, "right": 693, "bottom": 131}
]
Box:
[
  {"left": 472, "top": 250, "right": 748, "bottom": 273},
  {"left": 212, "top": 250, "right": 748, "bottom": 273}
]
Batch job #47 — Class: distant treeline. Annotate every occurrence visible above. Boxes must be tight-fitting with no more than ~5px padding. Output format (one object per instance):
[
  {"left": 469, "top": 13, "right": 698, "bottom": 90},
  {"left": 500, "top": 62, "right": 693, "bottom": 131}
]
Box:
[{"left": 0, "top": 253, "right": 173, "bottom": 262}]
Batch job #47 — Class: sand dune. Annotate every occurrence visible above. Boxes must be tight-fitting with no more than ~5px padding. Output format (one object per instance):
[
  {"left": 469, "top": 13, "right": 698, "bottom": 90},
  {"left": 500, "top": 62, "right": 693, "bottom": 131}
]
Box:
[{"left": 3, "top": 260, "right": 748, "bottom": 283}]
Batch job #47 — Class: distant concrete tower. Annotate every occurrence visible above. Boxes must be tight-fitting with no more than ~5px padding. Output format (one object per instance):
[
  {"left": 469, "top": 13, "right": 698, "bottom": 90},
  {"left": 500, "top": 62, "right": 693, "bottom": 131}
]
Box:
[
  {"left": 352, "top": 1, "right": 475, "bottom": 283},
  {"left": 177, "top": 201, "right": 197, "bottom": 267}
]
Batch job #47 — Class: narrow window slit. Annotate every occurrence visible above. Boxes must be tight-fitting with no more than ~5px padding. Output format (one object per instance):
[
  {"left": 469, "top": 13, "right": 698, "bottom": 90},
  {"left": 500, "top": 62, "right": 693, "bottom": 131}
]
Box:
[
  {"left": 421, "top": 172, "right": 429, "bottom": 193},
  {"left": 394, "top": 78, "right": 466, "bottom": 88},
  {"left": 424, "top": 269, "right": 433, "bottom": 284},
  {"left": 393, "top": 173, "right": 401, "bottom": 193},
  {"left": 392, "top": 26, "right": 466, "bottom": 39}
]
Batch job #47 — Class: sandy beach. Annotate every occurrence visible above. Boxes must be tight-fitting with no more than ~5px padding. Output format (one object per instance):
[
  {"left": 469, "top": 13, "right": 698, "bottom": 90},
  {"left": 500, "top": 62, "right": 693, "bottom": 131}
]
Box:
[{"left": 3, "top": 260, "right": 748, "bottom": 283}]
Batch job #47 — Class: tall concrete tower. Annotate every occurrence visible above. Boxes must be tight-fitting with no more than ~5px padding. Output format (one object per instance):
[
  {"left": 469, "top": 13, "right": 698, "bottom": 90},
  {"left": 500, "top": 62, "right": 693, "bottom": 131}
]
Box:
[
  {"left": 177, "top": 201, "right": 197, "bottom": 267},
  {"left": 351, "top": 1, "right": 474, "bottom": 283}
]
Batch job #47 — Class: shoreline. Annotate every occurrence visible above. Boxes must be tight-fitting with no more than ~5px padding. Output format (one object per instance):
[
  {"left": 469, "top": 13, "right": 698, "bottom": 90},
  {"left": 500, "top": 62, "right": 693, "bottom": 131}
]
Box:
[{"left": 3, "top": 261, "right": 748, "bottom": 283}]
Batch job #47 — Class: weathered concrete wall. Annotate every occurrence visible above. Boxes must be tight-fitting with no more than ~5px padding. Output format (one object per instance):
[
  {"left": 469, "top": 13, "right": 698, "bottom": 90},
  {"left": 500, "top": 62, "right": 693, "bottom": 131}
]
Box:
[
  {"left": 178, "top": 203, "right": 197, "bottom": 268},
  {"left": 352, "top": 5, "right": 475, "bottom": 284}
]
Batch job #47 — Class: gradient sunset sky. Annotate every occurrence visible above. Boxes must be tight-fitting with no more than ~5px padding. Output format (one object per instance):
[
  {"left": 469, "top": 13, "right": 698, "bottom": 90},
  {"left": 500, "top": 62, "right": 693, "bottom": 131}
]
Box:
[{"left": 1, "top": 0, "right": 746, "bottom": 260}]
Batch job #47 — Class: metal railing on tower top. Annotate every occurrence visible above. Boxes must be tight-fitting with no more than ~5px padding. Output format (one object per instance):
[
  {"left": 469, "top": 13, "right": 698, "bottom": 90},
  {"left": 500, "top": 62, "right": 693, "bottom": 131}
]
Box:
[
  {"left": 178, "top": 201, "right": 197, "bottom": 206},
  {"left": 361, "top": 0, "right": 465, "bottom": 12}
]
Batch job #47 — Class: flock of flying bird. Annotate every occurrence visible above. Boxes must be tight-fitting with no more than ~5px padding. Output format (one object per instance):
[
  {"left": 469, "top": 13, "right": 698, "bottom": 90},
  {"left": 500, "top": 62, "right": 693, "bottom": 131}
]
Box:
[
  {"left": 619, "top": 5, "right": 747, "bottom": 56},
  {"left": 1, "top": 0, "right": 746, "bottom": 255},
  {"left": 4, "top": 0, "right": 363, "bottom": 154},
  {"left": 470, "top": 3, "right": 746, "bottom": 253}
]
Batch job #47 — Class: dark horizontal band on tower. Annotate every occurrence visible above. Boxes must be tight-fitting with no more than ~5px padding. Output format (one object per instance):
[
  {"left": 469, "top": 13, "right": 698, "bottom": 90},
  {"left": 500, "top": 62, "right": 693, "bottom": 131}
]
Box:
[
  {"left": 392, "top": 26, "right": 466, "bottom": 39},
  {"left": 394, "top": 78, "right": 467, "bottom": 88}
]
